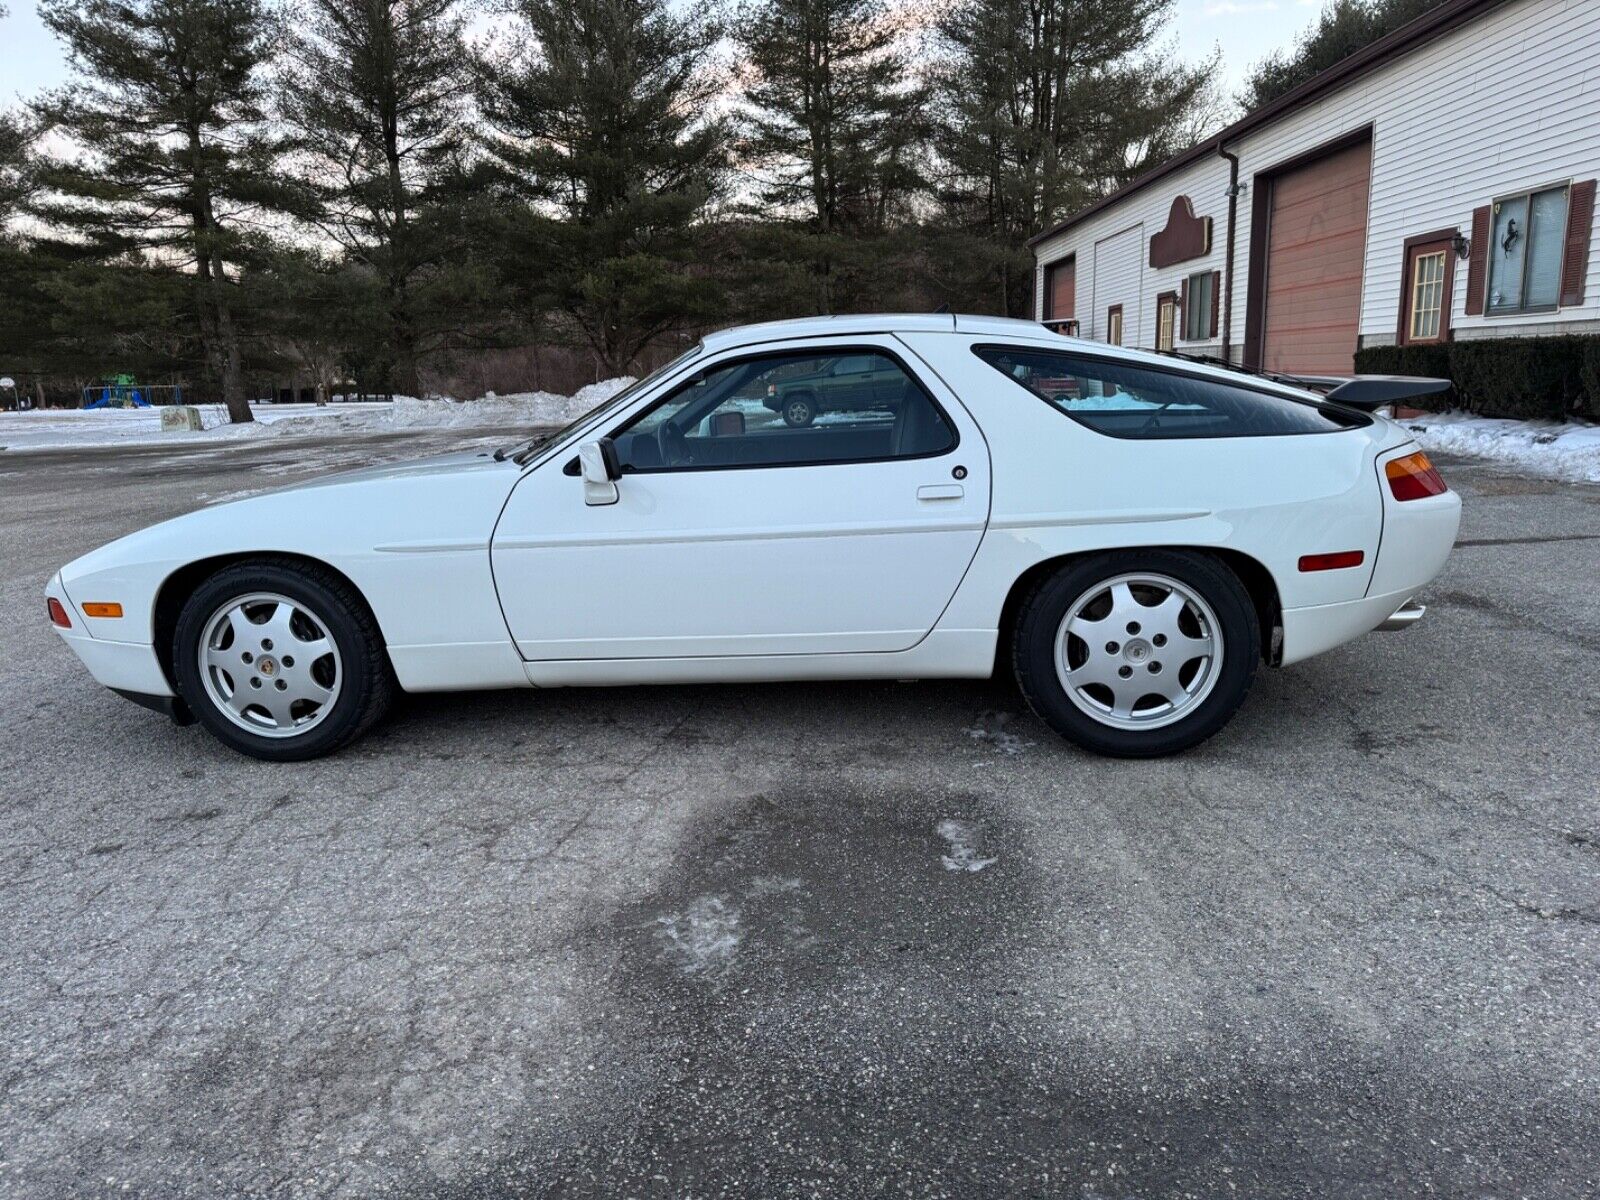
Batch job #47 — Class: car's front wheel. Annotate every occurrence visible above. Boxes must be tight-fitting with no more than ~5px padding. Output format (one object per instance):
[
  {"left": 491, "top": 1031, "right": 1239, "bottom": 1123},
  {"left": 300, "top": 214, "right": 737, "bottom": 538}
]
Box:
[
  {"left": 172, "top": 560, "right": 394, "bottom": 761},
  {"left": 1012, "top": 550, "right": 1259, "bottom": 757}
]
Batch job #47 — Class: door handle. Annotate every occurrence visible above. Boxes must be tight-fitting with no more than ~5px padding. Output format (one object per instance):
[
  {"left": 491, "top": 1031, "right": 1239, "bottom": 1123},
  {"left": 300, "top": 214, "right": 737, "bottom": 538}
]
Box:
[{"left": 917, "top": 484, "right": 964, "bottom": 501}]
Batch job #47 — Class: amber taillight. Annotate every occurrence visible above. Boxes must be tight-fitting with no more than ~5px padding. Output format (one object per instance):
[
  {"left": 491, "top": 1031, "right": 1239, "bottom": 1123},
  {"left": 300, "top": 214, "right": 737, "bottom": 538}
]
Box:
[{"left": 1385, "top": 451, "right": 1447, "bottom": 501}]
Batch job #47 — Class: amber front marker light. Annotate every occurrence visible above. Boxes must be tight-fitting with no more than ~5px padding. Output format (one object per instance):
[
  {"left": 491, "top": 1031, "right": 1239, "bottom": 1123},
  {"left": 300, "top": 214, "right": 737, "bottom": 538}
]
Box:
[
  {"left": 47, "top": 598, "right": 72, "bottom": 628},
  {"left": 1385, "top": 451, "right": 1447, "bottom": 501},
  {"left": 82, "top": 602, "right": 123, "bottom": 618},
  {"left": 1299, "top": 550, "right": 1365, "bottom": 572}
]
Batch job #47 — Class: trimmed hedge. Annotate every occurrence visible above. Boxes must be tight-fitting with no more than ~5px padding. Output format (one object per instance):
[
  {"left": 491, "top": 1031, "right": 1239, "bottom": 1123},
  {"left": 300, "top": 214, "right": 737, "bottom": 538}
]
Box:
[{"left": 1353, "top": 335, "right": 1600, "bottom": 420}]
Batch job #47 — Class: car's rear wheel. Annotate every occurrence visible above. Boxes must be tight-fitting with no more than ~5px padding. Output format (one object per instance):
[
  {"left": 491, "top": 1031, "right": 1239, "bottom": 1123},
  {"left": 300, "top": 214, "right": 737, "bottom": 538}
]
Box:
[
  {"left": 172, "top": 560, "right": 394, "bottom": 761},
  {"left": 782, "top": 393, "right": 817, "bottom": 427},
  {"left": 1012, "top": 550, "right": 1259, "bottom": 757}
]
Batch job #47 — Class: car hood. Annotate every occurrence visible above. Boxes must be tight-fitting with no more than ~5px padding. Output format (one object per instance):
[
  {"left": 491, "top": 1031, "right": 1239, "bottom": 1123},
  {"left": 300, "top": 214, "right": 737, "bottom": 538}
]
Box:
[{"left": 267, "top": 449, "right": 507, "bottom": 494}]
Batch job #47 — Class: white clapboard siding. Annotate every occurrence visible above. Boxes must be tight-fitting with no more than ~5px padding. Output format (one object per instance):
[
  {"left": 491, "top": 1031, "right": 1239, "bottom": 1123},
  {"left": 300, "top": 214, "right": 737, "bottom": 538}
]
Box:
[
  {"left": 1034, "top": 0, "right": 1600, "bottom": 356},
  {"left": 1035, "top": 154, "right": 1229, "bottom": 352},
  {"left": 1090, "top": 224, "right": 1146, "bottom": 345},
  {"left": 1231, "top": 0, "right": 1600, "bottom": 343}
]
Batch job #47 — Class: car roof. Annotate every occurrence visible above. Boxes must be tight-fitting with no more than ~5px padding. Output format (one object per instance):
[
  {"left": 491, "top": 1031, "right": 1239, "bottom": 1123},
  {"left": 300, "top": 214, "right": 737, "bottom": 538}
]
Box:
[{"left": 699, "top": 312, "right": 1057, "bottom": 353}]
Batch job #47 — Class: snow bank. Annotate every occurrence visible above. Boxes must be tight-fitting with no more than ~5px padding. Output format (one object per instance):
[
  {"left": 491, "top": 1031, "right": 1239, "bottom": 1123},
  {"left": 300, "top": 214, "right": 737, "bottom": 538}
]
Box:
[
  {"left": 0, "top": 378, "right": 634, "bottom": 452},
  {"left": 1402, "top": 412, "right": 1600, "bottom": 485}
]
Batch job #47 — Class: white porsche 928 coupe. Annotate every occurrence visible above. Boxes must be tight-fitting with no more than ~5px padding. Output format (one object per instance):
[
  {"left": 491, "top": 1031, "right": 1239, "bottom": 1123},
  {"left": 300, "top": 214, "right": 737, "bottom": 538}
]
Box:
[{"left": 46, "top": 315, "right": 1461, "bottom": 761}]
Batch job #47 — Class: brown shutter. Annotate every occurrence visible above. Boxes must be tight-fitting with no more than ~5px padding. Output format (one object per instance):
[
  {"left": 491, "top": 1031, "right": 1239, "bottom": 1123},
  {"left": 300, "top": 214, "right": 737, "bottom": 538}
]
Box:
[
  {"left": 1560, "top": 179, "right": 1595, "bottom": 307},
  {"left": 1208, "top": 270, "right": 1221, "bottom": 338},
  {"left": 1179, "top": 277, "right": 1189, "bottom": 338},
  {"left": 1464, "top": 205, "right": 1491, "bottom": 315}
]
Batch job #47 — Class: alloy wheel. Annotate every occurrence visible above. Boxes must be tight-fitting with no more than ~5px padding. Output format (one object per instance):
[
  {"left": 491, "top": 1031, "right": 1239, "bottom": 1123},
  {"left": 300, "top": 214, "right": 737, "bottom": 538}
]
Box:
[{"left": 1052, "top": 572, "right": 1223, "bottom": 731}]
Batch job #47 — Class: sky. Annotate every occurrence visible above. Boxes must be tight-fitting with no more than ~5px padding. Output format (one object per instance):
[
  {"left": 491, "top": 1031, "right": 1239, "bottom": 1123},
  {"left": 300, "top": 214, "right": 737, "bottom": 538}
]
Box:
[{"left": 0, "top": 0, "right": 1325, "bottom": 110}]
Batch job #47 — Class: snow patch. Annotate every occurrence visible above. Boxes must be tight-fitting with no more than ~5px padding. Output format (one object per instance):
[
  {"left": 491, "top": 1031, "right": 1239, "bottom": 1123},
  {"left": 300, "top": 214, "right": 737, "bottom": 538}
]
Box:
[
  {"left": 964, "top": 710, "right": 1030, "bottom": 755},
  {"left": 1403, "top": 412, "right": 1600, "bottom": 484},
  {"left": 654, "top": 895, "right": 741, "bottom": 975},
  {"left": 936, "top": 818, "right": 997, "bottom": 873},
  {"left": 0, "top": 378, "right": 634, "bottom": 452}
]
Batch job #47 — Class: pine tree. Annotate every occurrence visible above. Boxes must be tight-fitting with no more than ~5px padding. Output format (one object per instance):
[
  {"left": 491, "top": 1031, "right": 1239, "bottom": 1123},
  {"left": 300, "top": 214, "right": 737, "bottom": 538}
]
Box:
[
  {"left": 282, "top": 0, "right": 472, "bottom": 397},
  {"left": 1242, "top": 0, "right": 1441, "bottom": 110},
  {"left": 934, "top": 0, "right": 1216, "bottom": 315},
  {"left": 734, "top": 0, "right": 926, "bottom": 315},
  {"left": 476, "top": 0, "right": 729, "bottom": 375},
  {"left": 34, "top": 0, "right": 298, "bottom": 422}
]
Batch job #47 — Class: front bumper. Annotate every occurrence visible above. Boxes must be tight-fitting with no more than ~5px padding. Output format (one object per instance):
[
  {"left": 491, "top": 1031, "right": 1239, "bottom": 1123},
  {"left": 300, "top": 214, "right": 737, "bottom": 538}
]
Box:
[{"left": 47, "top": 572, "right": 175, "bottom": 699}]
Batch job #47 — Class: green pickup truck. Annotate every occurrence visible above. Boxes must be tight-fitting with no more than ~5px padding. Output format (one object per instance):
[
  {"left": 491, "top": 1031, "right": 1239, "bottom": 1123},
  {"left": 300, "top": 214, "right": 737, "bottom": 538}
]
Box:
[{"left": 762, "top": 354, "right": 908, "bottom": 427}]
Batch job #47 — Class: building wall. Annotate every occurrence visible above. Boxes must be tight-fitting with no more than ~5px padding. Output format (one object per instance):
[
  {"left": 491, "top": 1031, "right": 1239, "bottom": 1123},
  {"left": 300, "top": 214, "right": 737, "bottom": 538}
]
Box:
[
  {"left": 1034, "top": 0, "right": 1600, "bottom": 359},
  {"left": 1034, "top": 155, "right": 1231, "bottom": 353}
]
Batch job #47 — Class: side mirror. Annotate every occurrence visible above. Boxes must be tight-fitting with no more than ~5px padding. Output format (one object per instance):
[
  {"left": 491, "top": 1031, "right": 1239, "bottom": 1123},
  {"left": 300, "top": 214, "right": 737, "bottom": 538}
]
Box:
[{"left": 578, "top": 438, "right": 620, "bottom": 506}]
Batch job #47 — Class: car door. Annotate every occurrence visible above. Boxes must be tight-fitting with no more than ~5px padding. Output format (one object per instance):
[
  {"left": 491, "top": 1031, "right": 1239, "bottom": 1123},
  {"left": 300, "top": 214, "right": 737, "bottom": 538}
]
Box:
[{"left": 490, "top": 339, "right": 991, "bottom": 661}]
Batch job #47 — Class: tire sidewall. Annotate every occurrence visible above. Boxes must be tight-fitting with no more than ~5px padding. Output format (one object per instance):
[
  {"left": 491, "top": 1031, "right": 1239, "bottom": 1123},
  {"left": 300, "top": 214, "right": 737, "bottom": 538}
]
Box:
[
  {"left": 173, "top": 563, "right": 380, "bottom": 761},
  {"left": 1014, "top": 550, "right": 1259, "bottom": 757}
]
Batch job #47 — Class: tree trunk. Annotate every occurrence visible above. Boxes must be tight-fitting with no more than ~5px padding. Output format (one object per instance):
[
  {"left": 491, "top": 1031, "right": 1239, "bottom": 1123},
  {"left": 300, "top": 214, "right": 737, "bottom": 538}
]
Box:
[
  {"left": 215, "top": 288, "right": 252, "bottom": 422},
  {"left": 187, "top": 124, "right": 253, "bottom": 424}
]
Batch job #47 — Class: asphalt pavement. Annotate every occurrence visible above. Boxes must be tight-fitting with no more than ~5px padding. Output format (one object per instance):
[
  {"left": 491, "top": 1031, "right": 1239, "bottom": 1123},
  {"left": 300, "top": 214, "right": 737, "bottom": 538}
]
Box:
[{"left": 1, "top": 427, "right": 1597, "bottom": 1198}]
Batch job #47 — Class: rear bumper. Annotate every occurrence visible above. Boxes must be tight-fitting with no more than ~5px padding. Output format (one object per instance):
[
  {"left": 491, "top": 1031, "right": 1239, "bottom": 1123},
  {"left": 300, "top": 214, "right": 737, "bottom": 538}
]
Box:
[{"left": 1280, "top": 587, "right": 1431, "bottom": 664}]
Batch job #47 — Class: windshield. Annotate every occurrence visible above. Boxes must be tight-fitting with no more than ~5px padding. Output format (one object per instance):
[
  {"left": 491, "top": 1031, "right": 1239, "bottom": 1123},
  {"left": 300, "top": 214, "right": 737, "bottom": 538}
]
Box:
[{"left": 502, "top": 343, "right": 704, "bottom": 464}]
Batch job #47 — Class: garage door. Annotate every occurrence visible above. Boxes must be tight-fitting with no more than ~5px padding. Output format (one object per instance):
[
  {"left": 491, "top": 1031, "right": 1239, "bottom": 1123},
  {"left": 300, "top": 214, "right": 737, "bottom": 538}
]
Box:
[
  {"left": 1044, "top": 257, "right": 1075, "bottom": 323},
  {"left": 1261, "top": 139, "right": 1371, "bottom": 375}
]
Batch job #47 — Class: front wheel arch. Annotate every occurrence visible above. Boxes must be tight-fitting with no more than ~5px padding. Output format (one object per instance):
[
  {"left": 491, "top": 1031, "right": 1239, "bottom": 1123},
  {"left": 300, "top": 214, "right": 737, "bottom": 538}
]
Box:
[
  {"left": 153, "top": 552, "right": 389, "bottom": 694},
  {"left": 992, "top": 546, "right": 1281, "bottom": 678}
]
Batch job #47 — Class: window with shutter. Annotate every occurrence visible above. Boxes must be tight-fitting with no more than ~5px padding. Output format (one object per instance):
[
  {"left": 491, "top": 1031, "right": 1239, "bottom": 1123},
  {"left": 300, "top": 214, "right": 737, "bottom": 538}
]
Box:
[
  {"left": 1486, "top": 184, "right": 1572, "bottom": 315},
  {"left": 1182, "top": 271, "right": 1215, "bottom": 341}
]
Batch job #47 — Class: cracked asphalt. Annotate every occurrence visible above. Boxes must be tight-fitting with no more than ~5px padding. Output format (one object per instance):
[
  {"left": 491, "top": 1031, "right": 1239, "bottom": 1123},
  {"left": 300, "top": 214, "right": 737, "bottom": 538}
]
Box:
[{"left": 1, "top": 427, "right": 1598, "bottom": 1198}]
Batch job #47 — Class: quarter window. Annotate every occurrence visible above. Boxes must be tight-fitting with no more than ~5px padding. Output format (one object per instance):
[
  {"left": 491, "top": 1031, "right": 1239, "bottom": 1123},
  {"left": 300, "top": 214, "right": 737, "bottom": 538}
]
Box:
[
  {"left": 972, "top": 345, "right": 1365, "bottom": 439},
  {"left": 1488, "top": 184, "right": 1569, "bottom": 314},
  {"left": 612, "top": 350, "right": 956, "bottom": 471}
]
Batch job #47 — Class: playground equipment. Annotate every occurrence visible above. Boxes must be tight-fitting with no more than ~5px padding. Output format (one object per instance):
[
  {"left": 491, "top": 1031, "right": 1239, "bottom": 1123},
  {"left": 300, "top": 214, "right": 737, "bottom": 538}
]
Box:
[{"left": 83, "top": 375, "right": 184, "bottom": 409}]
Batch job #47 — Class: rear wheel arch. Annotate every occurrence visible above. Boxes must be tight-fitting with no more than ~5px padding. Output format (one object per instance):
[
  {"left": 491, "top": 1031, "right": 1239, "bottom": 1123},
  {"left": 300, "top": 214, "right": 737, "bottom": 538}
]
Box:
[
  {"left": 993, "top": 545, "right": 1282, "bottom": 677},
  {"left": 153, "top": 553, "right": 389, "bottom": 693}
]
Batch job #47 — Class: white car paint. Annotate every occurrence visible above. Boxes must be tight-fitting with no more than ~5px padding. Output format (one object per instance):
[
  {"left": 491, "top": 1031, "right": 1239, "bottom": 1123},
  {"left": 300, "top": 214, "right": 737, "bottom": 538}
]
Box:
[{"left": 47, "top": 313, "right": 1460, "bottom": 711}]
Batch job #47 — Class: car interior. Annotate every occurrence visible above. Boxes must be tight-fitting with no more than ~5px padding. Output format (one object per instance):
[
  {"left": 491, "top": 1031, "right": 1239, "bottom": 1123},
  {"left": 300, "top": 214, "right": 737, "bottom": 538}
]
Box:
[{"left": 611, "top": 353, "right": 957, "bottom": 470}]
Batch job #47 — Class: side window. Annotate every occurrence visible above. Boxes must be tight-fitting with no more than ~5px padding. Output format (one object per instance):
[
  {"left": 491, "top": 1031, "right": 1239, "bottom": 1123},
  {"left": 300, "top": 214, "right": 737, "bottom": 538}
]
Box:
[
  {"left": 612, "top": 349, "right": 956, "bottom": 471},
  {"left": 972, "top": 345, "right": 1364, "bottom": 439}
]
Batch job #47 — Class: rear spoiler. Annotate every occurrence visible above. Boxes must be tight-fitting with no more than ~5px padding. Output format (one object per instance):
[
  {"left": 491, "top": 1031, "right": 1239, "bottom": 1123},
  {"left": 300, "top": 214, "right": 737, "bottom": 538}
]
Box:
[
  {"left": 1318, "top": 375, "right": 1452, "bottom": 412},
  {"left": 1165, "top": 352, "right": 1450, "bottom": 410}
]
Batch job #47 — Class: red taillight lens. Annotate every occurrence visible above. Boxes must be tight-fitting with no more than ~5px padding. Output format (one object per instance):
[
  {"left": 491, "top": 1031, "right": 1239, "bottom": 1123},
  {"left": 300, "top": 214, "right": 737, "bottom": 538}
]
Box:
[
  {"left": 47, "top": 597, "right": 71, "bottom": 628},
  {"left": 1385, "top": 451, "right": 1447, "bottom": 501},
  {"left": 1299, "top": 550, "right": 1366, "bottom": 572}
]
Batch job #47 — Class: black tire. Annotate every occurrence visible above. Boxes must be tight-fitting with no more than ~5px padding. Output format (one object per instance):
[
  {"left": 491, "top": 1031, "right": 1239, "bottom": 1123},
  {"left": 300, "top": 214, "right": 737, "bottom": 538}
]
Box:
[
  {"left": 781, "top": 393, "right": 817, "bottom": 427},
  {"left": 1012, "top": 550, "right": 1259, "bottom": 758},
  {"left": 172, "top": 559, "right": 395, "bottom": 761}
]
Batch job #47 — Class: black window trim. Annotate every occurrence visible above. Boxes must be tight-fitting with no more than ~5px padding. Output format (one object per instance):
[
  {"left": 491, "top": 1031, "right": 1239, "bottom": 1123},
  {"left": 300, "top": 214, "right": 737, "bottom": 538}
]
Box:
[
  {"left": 606, "top": 342, "right": 961, "bottom": 474},
  {"left": 1182, "top": 270, "right": 1214, "bottom": 342},
  {"left": 969, "top": 342, "right": 1371, "bottom": 441},
  {"left": 1485, "top": 180, "right": 1570, "bottom": 318}
]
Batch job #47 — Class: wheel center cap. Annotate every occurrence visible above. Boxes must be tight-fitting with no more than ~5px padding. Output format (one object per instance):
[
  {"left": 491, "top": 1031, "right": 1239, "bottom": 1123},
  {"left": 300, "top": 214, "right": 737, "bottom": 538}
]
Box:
[
  {"left": 258, "top": 656, "right": 277, "bottom": 677},
  {"left": 1123, "top": 639, "right": 1151, "bottom": 663}
]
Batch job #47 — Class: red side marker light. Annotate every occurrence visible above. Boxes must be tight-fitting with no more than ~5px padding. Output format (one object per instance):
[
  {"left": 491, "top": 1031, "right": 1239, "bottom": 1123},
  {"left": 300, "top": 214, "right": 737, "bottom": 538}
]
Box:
[
  {"left": 1299, "top": 550, "right": 1365, "bottom": 572},
  {"left": 47, "top": 597, "right": 72, "bottom": 628},
  {"left": 1385, "top": 451, "right": 1447, "bottom": 501}
]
